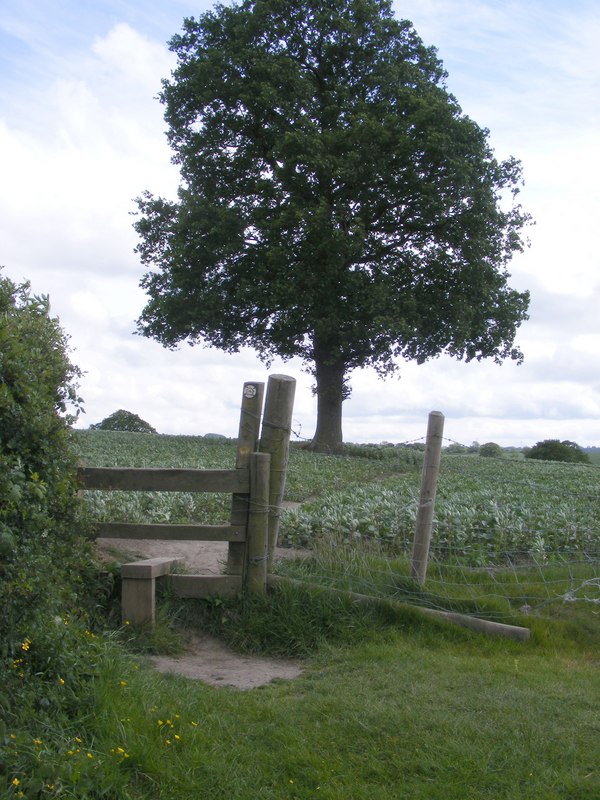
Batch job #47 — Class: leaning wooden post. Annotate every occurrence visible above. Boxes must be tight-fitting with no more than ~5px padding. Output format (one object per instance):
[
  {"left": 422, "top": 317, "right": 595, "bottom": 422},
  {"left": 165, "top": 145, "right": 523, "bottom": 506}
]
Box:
[
  {"left": 258, "top": 374, "right": 296, "bottom": 572},
  {"left": 227, "top": 381, "right": 265, "bottom": 575},
  {"left": 411, "top": 411, "right": 445, "bottom": 586},
  {"left": 244, "top": 452, "right": 270, "bottom": 594}
]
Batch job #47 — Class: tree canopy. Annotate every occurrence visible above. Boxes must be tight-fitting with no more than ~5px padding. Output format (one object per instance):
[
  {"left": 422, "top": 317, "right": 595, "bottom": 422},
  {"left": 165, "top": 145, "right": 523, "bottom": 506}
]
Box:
[
  {"left": 134, "top": 0, "right": 530, "bottom": 452},
  {"left": 90, "top": 409, "right": 157, "bottom": 434}
]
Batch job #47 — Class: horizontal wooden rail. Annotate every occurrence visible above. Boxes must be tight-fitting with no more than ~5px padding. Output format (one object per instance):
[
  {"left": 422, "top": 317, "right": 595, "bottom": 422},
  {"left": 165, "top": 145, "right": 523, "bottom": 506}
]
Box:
[
  {"left": 94, "top": 522, "right": 246, "bottom": 541},
  {"left": 78, "top": 466, "right": 249, "bottom": 493}
]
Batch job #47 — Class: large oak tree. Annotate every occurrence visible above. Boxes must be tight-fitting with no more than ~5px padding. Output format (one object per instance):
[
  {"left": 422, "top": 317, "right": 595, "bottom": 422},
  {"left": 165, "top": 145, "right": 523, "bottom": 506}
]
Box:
[{"left": 134, "top": 0, "right": 530, "bottom": 452}]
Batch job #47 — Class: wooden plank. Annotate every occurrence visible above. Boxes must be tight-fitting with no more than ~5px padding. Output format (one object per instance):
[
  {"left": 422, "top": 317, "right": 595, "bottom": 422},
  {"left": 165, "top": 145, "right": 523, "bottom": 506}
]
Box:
[
  {"left": 167, "top": 574, "right": 242, "bottom": 598},
  {"left": 121, "top": 557, "right": 185, "bottom": 579},
  {"left": 93, "top": 522, "right": 246, "bottom": 541},
  {"left": 78, "top": 466, "right": 249, "bottom": 493}
]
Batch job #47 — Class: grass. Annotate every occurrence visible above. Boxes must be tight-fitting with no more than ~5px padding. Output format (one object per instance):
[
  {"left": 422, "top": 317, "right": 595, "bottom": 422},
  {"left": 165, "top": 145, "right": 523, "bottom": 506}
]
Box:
[
  {"left": 80, "top": 590, "right": 600, "bottom": 800},
  {"left": 6, "top": 431, "right": 597, "bottom": 799},
  {"left": 6, "top": 584, "right": 599, "bottom": 800}
]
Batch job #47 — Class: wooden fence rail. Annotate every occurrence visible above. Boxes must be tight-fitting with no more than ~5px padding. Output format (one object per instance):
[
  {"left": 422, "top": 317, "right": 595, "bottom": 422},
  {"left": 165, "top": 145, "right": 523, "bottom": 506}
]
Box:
[
  {"left": 78, "top": 466, "right": 249, "bottom": 493},
  {"left": 78, "top": 375, "right": 296, "bottom": 624}
]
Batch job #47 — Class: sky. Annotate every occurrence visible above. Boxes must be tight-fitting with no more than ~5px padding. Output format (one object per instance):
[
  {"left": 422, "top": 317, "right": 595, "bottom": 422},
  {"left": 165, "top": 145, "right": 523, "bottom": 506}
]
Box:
[{"left": 1, "top": 0, "right": 599, "bottom": 448}]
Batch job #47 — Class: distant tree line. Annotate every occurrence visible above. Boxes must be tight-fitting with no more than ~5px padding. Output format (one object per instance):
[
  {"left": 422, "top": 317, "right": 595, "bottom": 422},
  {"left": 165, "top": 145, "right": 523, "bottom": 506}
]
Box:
[{"left": 443, "top": 438, "right": 591, "bottom": 464}]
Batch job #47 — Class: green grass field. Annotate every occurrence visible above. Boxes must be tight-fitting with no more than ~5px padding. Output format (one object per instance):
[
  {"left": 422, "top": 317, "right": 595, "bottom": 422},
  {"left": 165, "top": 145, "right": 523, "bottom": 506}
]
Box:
[{"left": 8, "top": 431, "right": 597, "bottom": 800}]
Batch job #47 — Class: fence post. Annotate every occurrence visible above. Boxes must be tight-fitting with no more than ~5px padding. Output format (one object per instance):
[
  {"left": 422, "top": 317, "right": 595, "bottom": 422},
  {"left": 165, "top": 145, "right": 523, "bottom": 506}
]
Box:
[
  {"left": 244, "top": 452, "right": 270, "bottom": 594},
  {"left": 227, "top": 381, "right": 265, "bottom": 575},
  {"left": 258, "top": 374, "right": 296, "bottom": 572},
  {"left": 411, "top": 411, "right": 445, "bottom": 585}
]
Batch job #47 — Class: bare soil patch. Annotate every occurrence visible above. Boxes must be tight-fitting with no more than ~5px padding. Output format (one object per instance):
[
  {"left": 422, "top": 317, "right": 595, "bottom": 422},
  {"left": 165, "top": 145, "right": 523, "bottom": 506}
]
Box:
[{"left": 149, "top": 631, "right": 303, "bottom": 690}]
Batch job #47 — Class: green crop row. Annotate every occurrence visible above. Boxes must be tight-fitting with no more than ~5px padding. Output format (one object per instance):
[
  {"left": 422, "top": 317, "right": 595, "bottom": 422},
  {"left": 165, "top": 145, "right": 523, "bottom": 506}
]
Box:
[{"left": 280, "top": 455, "right": 600, "bottom": 564}]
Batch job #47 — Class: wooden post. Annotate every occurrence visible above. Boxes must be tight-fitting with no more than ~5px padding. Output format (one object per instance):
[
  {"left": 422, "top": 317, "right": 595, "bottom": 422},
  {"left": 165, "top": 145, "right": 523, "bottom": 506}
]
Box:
[
  {"left": 258, "top": 374, "right": 296, "bottom": 571},
  {"left": 227, "top": 381, "right": 265, "bottom": 574},
  {"left": 244, "top": 452, "right": 270, "bottom": 594},
  {"left": 411, "top": 411, "right": 444, "bottom": 585},
  {"left": 121, "top": 557, "right": 184, "bottom": 625}
]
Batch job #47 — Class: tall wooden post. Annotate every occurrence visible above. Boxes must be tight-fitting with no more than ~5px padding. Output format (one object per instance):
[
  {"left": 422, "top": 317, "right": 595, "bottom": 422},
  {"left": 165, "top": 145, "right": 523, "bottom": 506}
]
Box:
[
  {"left": 227, "top": 381, "right": 265, "bottom": 575},
  {"left": 258, "top": 374, "right": 296, "bottom": 571},
  {"left": 244, "top": 452, "right": 270, "bottom": 594},
  {"left": 411, "top": 411, "right": 444, "bottom": 585}
]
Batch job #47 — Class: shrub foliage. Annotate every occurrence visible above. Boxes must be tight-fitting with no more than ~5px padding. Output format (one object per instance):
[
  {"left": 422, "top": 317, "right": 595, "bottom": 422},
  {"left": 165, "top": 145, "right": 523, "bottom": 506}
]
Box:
[{"left": 0, "top": 273, "right": 106, "bottom": 762}]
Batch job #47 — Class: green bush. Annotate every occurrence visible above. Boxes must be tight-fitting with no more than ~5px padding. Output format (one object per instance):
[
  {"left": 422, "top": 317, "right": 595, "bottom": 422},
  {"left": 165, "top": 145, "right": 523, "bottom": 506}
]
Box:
[
  {"left": 525, "top": 439, "right": 590, "bottom": 464},
  {"left": 479, "top": 442, "right": 504, "bottom": 458},
  {"left": 0, "top": 272, "right": 108, "bottom": 767},
  {"left": 91, "top": 409, "right": 157, "bottom": 433}
]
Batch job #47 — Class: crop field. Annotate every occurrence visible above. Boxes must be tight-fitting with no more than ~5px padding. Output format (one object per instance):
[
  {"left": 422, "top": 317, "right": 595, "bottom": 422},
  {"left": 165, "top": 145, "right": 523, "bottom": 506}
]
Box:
[
  {"left": 73, "top": 430, "right": 421, "bottom": 528},
  {"left": 284, "top": 452, "right": 600, "bottom": 562},
  {"left": 74, "top": 429, "right": 600, "bottom": 565},
  {"left": 73, "top": 429, "right": 600, "bottom": 620}
]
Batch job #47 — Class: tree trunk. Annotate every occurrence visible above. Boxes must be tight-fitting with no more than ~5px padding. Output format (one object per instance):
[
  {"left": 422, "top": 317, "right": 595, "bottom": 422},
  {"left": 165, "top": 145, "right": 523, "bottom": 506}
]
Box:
[{"left": 309, "top": 353, "right": 346, "bottom": 454}]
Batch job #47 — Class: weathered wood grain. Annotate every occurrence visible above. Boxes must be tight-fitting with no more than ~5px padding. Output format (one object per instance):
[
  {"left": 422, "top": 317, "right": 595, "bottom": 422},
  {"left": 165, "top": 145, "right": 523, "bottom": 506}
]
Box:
[
  {"left": 93, "top": 522, "right": 246, "bottom": 541},
  {"left": 78, "top": 466, "right": 249, "bottom": 493}
]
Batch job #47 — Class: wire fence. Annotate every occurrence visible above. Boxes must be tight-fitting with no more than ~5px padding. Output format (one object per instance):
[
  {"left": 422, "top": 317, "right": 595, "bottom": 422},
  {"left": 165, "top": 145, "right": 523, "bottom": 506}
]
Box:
[{"left": 275, "top": 437, "right": 600, "bottom": 619}]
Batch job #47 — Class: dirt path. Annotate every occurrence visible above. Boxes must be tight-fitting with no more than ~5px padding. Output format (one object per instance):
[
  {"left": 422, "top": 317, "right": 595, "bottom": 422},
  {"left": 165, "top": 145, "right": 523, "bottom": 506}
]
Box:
[
  {"left": 149, "top": 631, "right": 303, "bottom": 689},
  {"left": 97, "top": 536, "right": 309, "bottom": 689},
  {"left": 97, "top": 537, "right": 307, "bottom": 575}
]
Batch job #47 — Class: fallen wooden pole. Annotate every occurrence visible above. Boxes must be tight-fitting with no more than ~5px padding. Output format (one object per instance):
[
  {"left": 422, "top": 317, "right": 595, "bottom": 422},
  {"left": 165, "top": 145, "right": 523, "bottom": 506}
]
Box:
[{"left": 266, "top": 575, "right": 530, "bottom": 642}]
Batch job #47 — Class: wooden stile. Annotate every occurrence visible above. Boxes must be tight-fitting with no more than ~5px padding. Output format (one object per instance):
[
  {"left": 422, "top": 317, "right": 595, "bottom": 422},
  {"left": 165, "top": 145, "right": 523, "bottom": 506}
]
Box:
[{"left": 79, "top": 377, "right": 295, "bottom": 625}]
